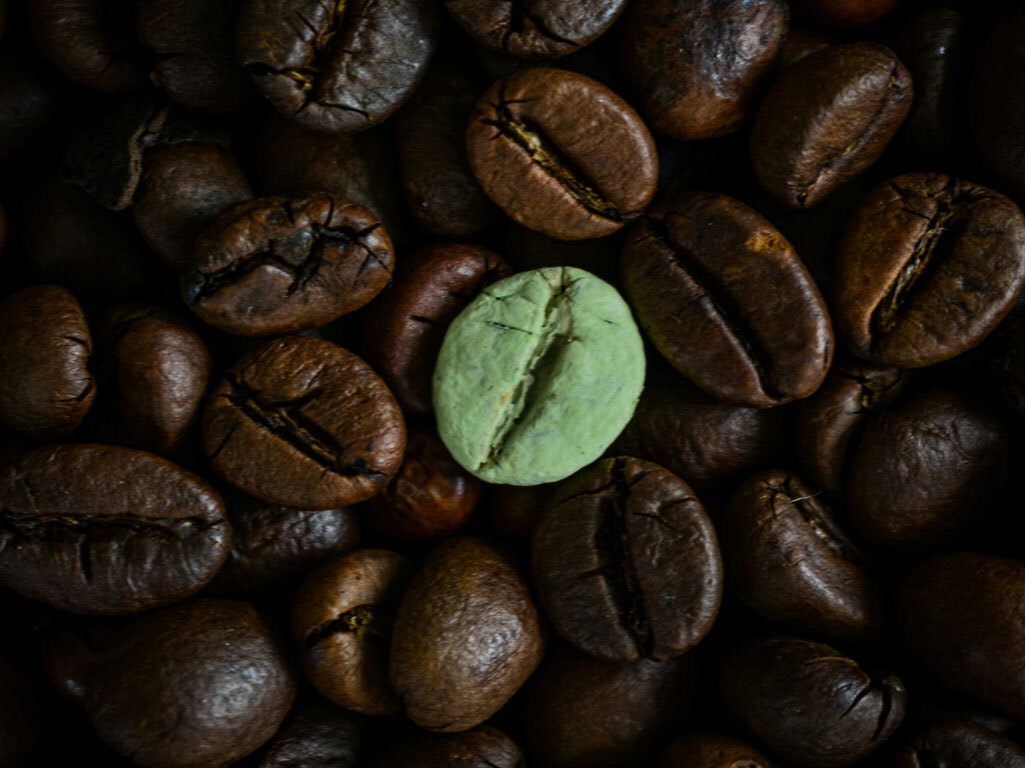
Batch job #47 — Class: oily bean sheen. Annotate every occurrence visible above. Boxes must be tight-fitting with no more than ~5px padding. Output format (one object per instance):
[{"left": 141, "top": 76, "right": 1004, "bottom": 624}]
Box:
[
  {"left": 183, "top": 194, "right": 394, "bottom": 336},
  {"left": 900, "top": 553, "right": 1025, "bottom": 722},
  {"left": 375, "top": 726, "right": 524, "bottom": 768},
  {"left": 721, "top": 470, "right": 880, "bottom": 639},
  {"left": 0, "top": 444, "right": 229, "bottom": 615},
  {"left": 202, "top": 336, "right": 406, "bottom": 509},
  {"left": 467, "top": 68, "right": 658, "bottom": 240},
  {"left": 0, "top": 285, "right": 95, "bottom": 438},
  {"left": 365, "top": 243, "right": 510, "bottom": 415},
  {"left": 621, "top": 191, "right": 833, "bottom": 407},
  {"left": 390, "top": 537, "right": 545, "bottom": 732},
  {"left": 258, "top": 704, "right": 361, "bottom": 768},
  {"left": 624, "top": 0, "right": 788, "bottom": 140},
  {"left": 891, "top": 721, "right": 1025, "bottom": 768},
  {"left": 237, "top": 0, "right": 439, "bottom": 134},
  {"left": 444, "top": 0, "right": 625, "bottom": 59},
  {"left": 835, "top": 173, "right": 1025, "bottom": 367},
  {"left": 657, "top": 734, "right": 772, "bottom": 768},
  {"left": 87, "top": 600, "right": 296, "bottom": 768},
  {"left": 847, "top": 389, "right": 1007, "bottom": 551},
  {"left": 750, "top": 42, "right": 912, "bottom": 208},
  {"left": 721, "top": 636, "right": 906, "bottom": 768},
  {"left": 293, "top": 549, "right": 412, "bottom": 715},
  {"left": 532, "top": 457, "right": 722, "bottom": 662}
]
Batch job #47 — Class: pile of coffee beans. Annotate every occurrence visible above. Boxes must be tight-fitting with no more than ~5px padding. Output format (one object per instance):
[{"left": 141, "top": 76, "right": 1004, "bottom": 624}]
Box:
[{"left": 4, "top": 0, "right": 1025, "bottom": 766}]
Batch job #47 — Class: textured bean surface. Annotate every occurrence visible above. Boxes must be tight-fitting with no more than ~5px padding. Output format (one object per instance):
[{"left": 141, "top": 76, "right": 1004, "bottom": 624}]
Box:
[
  {"left": 657, "top": 734, "right": 772, "bottom": 768},
  {"left": 374, "top": 725, "right": 524, "bottom": 767},
  {"left": 890, "top": 720, "right": 1025, "bottom": 768},
  {"left": 258, "top": 703, "right": 361, "bottom": 768}
]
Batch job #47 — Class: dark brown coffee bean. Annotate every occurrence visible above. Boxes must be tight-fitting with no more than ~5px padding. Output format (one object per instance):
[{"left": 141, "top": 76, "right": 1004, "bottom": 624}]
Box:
[
  {"left": 183, "top": 194, "right": 394, "bottom": 336},
  {"left": 621, "top": 191, "right": 832, "bottom": 407},
  {"left": 390, "top": 537, "right": 545, "bottom": 732},
  {"left": 0, "top": 444, "right": 229, "bottom": 615},
  {"left": 847, "top": 389, "right": 1007, "bottom": 551},
  {"left": 750, "top": 42, "right": 912, "bottom": 208},
  {"left": 624, "top": 0, "right": 787, "bottom": 140},
  {"left": 835, "top": 174, "right": 1025, "bottom": 368},
  {"left": 237, "top": 0, "right": 439, "bottom": 134},
  {"left": 657, "top": 734, "right": 771, "bottom": 768},
  {"left": 891, "top": 720, "right": 1025, "bottom": 768},
  {"left": 293, "top": 549, "right": 411, "bottom": 715},
  {"left": 364, "top": 243, "right": 510, "bottom": 414},
  {"left": 202, "top": 336, "right": 406, "bottom": 509},
  {"left": 259, "top": 703, "right": 361, "bottom": 768},
  {"left": 533, "top": 457, "right": 722, "bottom": 662},
  {"left": 794, "top": 0, "right": 897, "bottom": 27},
  {"left": 87, "top": 599, "right": 296, "bottom": 768},
  {"left": 375, "top": 726, "right": 523, "bottom": 768},
  {"left": 721, "top": 636, "right": 906, "bottom": 767},
  {"left": 467, "top": 67, "right": 658, "bottom": 240},
  {"left": 0, "top": 285, "right": 95, "bottom": 439},
  {"left": 722, "top": 470, "right": 880, "bottom": 639}
]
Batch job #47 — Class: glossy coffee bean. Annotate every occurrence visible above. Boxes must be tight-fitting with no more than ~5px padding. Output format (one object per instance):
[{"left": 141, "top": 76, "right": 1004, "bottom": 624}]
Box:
[
  {"left": 237, "top": 0, "right": 439, "bottom": 133},
  {"left": 750, "top": 42, "right": 912, "bottom": 208},
  {"left": 183, "top": 194, "right": 394, "bottom": 336},
  {"left": 721, "top": 470, "right": 880, "bottom": 639},
  {"left": 835, "top": 174, "right": 1025, "bottom": 368},
  {"left": 467, "top": 67, "right": 658, "bottom": 240},
  {"left": 390, "top": 537, "right": 545, "bottom": 732},
  {"left": 891, "top": 720, "right": 1025, "bottom": 768},
  {"left": 847, "top": 389, "right": 1007, "bottom": 551},
  {"left": 202, "top": 336, "right": 406, "bottom": 509},
  {"left": 621, "top": 191, "right": 832, "bottom": 407},
  {"left": 721, "top": 636, "right": 906, "bottom": 767},
  {"left": 364, "top": 243, "right": 509, "bottom": 414},
  {"left": 374, "top": 725, "right": 523, "bottom": 768},
  {"left": 533, "top": 457, "right": 722, "bottom": 661},
  {"left": 258, "top": 703, "right": 361, "bottom": 768},
  {"left": 293, "top": 549, "right": 412, "bottom": 715},
  {"left": 0, "top": 444, "right": 229, "bottom": 615},
  {"left": 86, "top": 599, "right": 296, "bottom": 768},
  {"left": 624, "top": 0, "right": 788, "bottom": 140},
  {"left": 0, "top": 285, "right": 95, "bottom": 438},
  {"left": 657, "top": 734, "right": 771, "bottom": 768}
]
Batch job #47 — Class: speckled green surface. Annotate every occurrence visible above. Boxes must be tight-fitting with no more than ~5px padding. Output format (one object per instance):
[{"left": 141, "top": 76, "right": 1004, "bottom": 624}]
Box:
[{"left": 432, "top": 267, "right": 646, "bottom": 485}]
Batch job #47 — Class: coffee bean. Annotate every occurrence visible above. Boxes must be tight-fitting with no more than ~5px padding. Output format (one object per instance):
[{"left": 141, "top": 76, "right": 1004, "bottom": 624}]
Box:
[
  {"left": 891, "top": 720, "right": 1025, "bottom": 768},
  {"left": 202, "top": 336, "right": 406, "bottom": 509},
  {"left": 0, "top": 285, "right": 95, "bottom": 438},
  {"left": 258, "top": 703, "right": 361, "bottom": 768},
  {"left": 0, "top": 444, "right": 229, "bottom": 615},
  {"left": 466, "top": 68, "right": 658, "bottom": 240},
  {"left": 390, "top": 537, "right": 545, "bottom": 732},
  {"left": 657, "top": 734, "right": 771, "bottom": 768},
  {"left": 621, "top": 191, "right": 832, "bottom": 407},
  {"left": 374, "top": 725, "right": 523, "bottom": 768},
  {"left": 750, "top": 42, "right": 912, "bottom": 208}
]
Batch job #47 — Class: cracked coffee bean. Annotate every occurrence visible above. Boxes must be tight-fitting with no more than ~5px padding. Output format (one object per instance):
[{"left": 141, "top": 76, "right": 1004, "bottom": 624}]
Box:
[
  {"left": 721, "top": 636, "right": 907, "bottom": 768},
  {"left": 86, "top": 599, "right": 296, "bottom": 768},
  {"left": 891, "top": 720, "right": 1025, "bottom": 768},
  {"left": 624, "top": 0, "right": 788, "bottom": 141},
  {"left": 621, "top": 191, "right": 833, "bottom": 407},
  {"left": 466, "top": 67, "right": 658, "bottom": 240},
  {"left": 237, "top": 0, "right": 439, "bottom": 134},
  {"left": 0, "top": 443, "right": 229, "bottom": 615},
  {"left": 390, "top": 537, "right": 545, "bottom": 732},
  {"left": 835, "top": 173, "right": 1025, "bottom": 367},
  {"left": 0, "top": 285, "right": 95, "bottom": 439},
  {"left": 365, "top": 243, "right": 510, "bottom": 415},
  {"left": 258, "top": 703, "right": 362, "bottom": 768},
  {"left": 657, "top": 734, "right": 771, "bottom": 768},
  {"left": 294, "top": 549, "right": 411, "bottom": 715},
  {"left": 532, "top": 457, "right": 722, "bottom": 662},
  {"left": 721, "top": 470, "right": 881, "bottom": 639},
  {"left": 202, "top": 335, "right": 406, "bottom": 509},
  {"left": 750, "top": 42, "right": 912, "bottom": 208},
  {"left": 183, "top": 193, "right": 394, "bottom": 336},
  {"left": 374, "top": 725, "right": 523, "bottom": 768}
]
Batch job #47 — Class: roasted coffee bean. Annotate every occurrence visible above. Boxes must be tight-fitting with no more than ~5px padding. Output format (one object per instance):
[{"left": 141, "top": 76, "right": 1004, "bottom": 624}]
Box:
[
  {"left": 258, "top": 703, "right": 361, "bottom": 768},
  {"left": 721, "top": 636, "right": 906, "bottom": 767},
  {"left": 657, "top": 734, "right": 771, "bottom": 768},
  {"left": 794, "top": 0, "right": 897, "bottom": 27},
  {"left": 467, "top": 67, "right": 658, "bottom": 240},
  {"left": 364, "top": 243, "right": 509, "bottom": 414},
  {"left": 750, "top": 42, "right": 912, "bottom": 208},
  {"left": 532, "top": 457, "right": 722, "bottom": 661},
  {"left": 86, "top": 599, "right": 296, "bottom": 768},
  {"left": 0, "top": 444, "right": 229, "bottom": 615},
  {"left": 390, "top": 537, "right": 545, "bottom": 732},
  {"left": 374, "top": 726, "right": 523, "bottom": 768},
  {"left": 621, "top": 191, "right": 832, "bottom": 407},
  {"left": 835, "top": 174, "right": 1025, "bottom": 367},
  {"left": 202, "top": 336, "right": 406, "bottom": 509},
  {"left": 237, "top": 0, "right": 439, "bottom": 134},
  {"left": 891, "top": 720, "right": 1025, "bottom": 768},
  {"left": 0, "top": 285, "right": 95, "bottom": 439},
  {"left": 721, "top": 470, "right": 880, "bottom": 639},
  {"left": 624, "top": 0, "right": 788, "bottom": 140},
  {"left": 183, "top": 193, "right": 393, "bottom": 336},
  {"left": 847, "top": 389, "right": 1007, "bottom": 551},
  {"left": 293, "top": 549, "right": 411, "bottom": 715}
]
